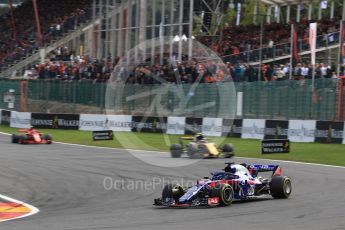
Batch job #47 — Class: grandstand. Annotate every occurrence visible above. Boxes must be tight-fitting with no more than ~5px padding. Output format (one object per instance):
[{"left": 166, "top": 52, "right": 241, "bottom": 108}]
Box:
[
  {"left": 0, "top": 0, "right": 345, "bottom": 78},
  {"left": 0, "top": 0, "right": 342, "bottom": 77},
  {"left": 1, "top": 0, "right": 345, "bottom": 121}
]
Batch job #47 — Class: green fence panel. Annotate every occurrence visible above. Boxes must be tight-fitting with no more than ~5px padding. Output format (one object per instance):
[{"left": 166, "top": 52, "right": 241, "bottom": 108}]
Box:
[{"left": 0, "top": 79, "right": 341, "bottom": 121}]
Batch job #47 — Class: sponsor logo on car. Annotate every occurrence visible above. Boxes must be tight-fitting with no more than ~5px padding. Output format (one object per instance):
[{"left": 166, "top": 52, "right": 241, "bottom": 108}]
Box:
[{"left": 207, "top": 197, "right": 219, "bottom": 205}]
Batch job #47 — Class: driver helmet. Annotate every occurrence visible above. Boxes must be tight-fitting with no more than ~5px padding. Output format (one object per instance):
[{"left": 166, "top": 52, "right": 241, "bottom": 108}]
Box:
[
  {"left": 233, "top": 165, "right": 251, "bottom": 177},
  {"left": 195, "top": 133, "right": 204, "bottom": 141},
  {"left": 225, "top": 164, "right": 246, "bottom": 174},
  {"left": 228, "top": 165, "right": 237, "bottom": 174}
]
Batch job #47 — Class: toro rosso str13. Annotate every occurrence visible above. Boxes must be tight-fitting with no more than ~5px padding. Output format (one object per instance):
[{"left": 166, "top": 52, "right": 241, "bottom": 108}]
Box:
[
  {"left": 12, "top": 128, "right": 52, "bottom": 144},
  {"left": 154, "top": 162, "right": 291, "bottom": 207}
]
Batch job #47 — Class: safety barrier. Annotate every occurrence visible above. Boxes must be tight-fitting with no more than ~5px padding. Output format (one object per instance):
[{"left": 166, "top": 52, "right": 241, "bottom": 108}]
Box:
[{"left": 1, "top": 109, "right": 345, "bottom": 144}]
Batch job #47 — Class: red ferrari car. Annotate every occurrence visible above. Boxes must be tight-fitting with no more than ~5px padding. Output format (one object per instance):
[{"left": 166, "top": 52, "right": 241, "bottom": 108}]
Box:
[{"left": 12, "top": 128, "right": 52, "bottom": 144}]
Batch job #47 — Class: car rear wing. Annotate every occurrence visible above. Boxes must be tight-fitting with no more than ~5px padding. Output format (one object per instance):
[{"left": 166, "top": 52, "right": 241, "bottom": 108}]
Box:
[
  {"left": 18, "top": 128, "right": 30, "bottom": 133},
  {"left": 178, "top": 136, "right": 194, "bottom": 146},
  {"left": 246, "top": 164, "right": 282, "bottom": 177},
  {"left": 224, "top": 162, "right": 283, "bottom": 177},
  {"left": 179, "top": 137, "right": 194, "bottom": 140},
  {"left": 18, "top": 128, "right": 38, "bottom": 133}
]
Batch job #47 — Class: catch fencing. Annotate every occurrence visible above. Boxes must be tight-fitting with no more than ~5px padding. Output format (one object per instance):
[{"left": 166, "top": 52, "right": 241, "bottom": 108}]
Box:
[{"left": 0, "top": 78, "right": 342, "bottom": 121}]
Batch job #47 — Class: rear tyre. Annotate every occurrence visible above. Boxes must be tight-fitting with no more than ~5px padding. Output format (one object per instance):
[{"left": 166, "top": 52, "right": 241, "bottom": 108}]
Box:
[
  {"left": 162, "top": 184, "right": 185, "bottom": 202},
  {"left": 222, "top": 143, "right": 234, "bottom": 158},
  {"left": 18, "top": 134, "right": 28, "bottom": 144},
  {"left": 270, "top": 176, "right": 292, "bottom": 199},
  {"left": 170, "top": 144, "right": 182, "bottom": 158},
  {"left": 12, "top": 134, "right": 20, "bottom": 143},
  {"left": 211, "top": 184, "right": 234, "bottom": 206}
]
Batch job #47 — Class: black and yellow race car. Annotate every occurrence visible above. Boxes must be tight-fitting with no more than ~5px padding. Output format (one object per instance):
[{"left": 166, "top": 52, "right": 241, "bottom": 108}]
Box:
[{"left": 170, "top": 134, "right": 234, "bottom": 159}]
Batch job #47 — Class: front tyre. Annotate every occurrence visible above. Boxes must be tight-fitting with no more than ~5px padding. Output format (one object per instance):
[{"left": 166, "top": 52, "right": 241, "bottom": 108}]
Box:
[
  {"left": 270, "top": 176, "right": 292, "bottom": 199},
  {"left": 222, "top": 143, "right": 234, "bottom": 158},
  {"left": 43, "top": 134, "right": 53, "bottom": 144},
  {"left": 162, "top": 184, "right": 185, "bottom": 202},
  {"left": 170, "top": 144, "right": 182, "bottom": 158},
  {"left": 162, "top": 184, "right": 184, "bottom": 202},
  {"left": 12, "top": 134, "right": 20, "bottom": 143},
  {"left": 211, "top": 184, "right": 234, "bottom": 206}
]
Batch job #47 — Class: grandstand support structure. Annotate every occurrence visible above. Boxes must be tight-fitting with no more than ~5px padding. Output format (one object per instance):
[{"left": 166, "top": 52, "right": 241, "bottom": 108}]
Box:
[
  {"left": 93, "top": 0, "right": 195, "bottom": 61},
  {"left": 8, "top": 0, "right": 17, "bottom": 41},
  {"left": 196, "top": 0, "right": 224, "bottom": 36},
  {"left": 261, "top": 0, "right": 344, "bottom": 23},
  {"left": 249, "top": 43, "right": 343, "bottom": 66},
  {"left": 32, "top": 0, "right": 43, "bottom": 46}
]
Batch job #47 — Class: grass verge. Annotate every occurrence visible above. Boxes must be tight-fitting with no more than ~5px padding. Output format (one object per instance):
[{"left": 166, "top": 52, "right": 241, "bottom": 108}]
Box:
[{"left": 1, "top": 125, "right": 345, "bottom": 166}]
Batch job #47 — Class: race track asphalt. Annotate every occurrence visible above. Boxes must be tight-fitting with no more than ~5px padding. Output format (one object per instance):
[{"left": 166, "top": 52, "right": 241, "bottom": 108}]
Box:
[{"left": 0, "top": 133, "right": 344, "bottom": 230}]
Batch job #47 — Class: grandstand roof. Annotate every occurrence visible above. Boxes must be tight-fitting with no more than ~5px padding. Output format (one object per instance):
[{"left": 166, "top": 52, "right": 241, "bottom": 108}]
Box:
[{"left": 260, "top": 0, "right": 318, "bottom": 6}]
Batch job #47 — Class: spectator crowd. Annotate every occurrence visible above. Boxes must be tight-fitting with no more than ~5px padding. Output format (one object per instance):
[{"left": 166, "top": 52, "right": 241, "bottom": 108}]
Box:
[
  {"left": 29, "top": 53, "right": 339, "bottom": 84},
  {"left": 199, "top": 17, "right": 340, "bottom": 64},
  {"left": 0, "top": 0, "right": 92, "bottom": 71},
  {"left": 1, "top": 1, "right": 344, "bottom": 84}
]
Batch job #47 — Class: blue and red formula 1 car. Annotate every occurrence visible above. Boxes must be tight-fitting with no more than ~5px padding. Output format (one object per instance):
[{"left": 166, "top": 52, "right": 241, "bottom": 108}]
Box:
[
  {"left": 154, "top": 162, "right": 292, "bottom": 207},
  {"left": 11, "top": 128, "right": 52, "bottom": 144}
]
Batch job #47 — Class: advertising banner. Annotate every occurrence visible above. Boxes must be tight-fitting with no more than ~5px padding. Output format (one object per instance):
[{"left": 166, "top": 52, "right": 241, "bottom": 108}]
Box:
[
  {"left": 131, "top": 116, "right": 167, "bottom": 133},
  {"left": 31, "top": 113, "right": 80, "bottom": 129},
  {"left": 79, "top": 114, "right": 132, "bottom": 131},
  {"left": 288, "top": 120, "right": 316, "bottom": 142},
  {"left": 261, "top": 139, "right": 290, "bottom": 154},
  {"left": 315, "top": 121, "right": 344, "bottom": 143},
  {"left": 264, "top": 120, "right": 289, "bottom": 140},
  {"left": 241, "top": 119, "right": 265, "bottom": 139},
  {"left": 10, "top": 111, "right": 31, "bottom": 128},
  {"left": 185, "top": 117, "right": 203, "bottom": 135},
  {"left": 92, "top": 130, "right": 114, "bottom": 141},
  {"left": 1, "top": 110, "right": 11, "bottom": 126},
  {"left": 166, "top": 117, "right": 186, "bottom": 135},
  {"left": 202, "top": 117, "right": 223, "bottom": 137}
]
